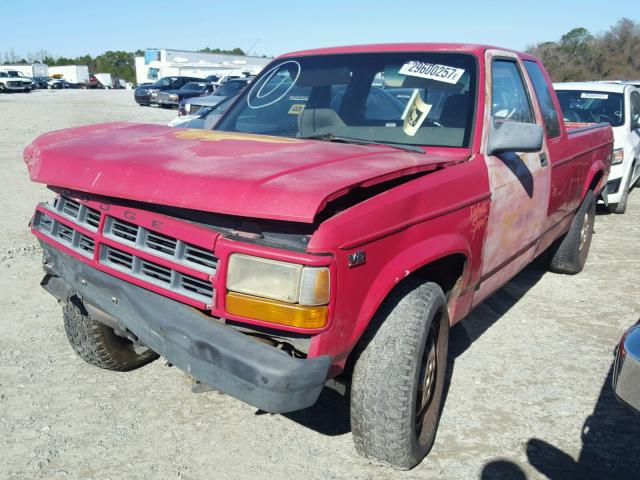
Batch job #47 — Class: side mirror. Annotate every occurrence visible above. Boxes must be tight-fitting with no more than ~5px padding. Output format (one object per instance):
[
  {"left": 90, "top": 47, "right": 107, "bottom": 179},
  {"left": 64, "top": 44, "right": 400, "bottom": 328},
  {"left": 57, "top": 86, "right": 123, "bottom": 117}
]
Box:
[
  {"left": 632, "top": 114, "right": 640, "bottom": 130},
  {"left": 488, "top": 122, "right": 544, "bottom": 156}
]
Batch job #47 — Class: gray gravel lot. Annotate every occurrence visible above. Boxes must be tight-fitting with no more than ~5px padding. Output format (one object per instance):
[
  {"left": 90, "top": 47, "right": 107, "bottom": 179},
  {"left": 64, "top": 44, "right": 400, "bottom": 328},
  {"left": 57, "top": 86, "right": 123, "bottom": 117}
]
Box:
[{"left": 1, "top": 89, "right": 639, "bottom": 480}]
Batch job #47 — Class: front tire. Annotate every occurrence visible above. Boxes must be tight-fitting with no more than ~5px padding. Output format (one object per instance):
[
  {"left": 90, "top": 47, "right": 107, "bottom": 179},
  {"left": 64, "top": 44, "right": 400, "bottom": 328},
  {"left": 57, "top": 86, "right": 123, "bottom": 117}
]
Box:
[
  {"left": 63, "top": 300, "right": 158, "bottom": 371},
  {"left": 548, "top": 190, "right": 596, "bottom": 274},
  {"left": 350, "top": 281, "right": 449, "bottom": 470}
]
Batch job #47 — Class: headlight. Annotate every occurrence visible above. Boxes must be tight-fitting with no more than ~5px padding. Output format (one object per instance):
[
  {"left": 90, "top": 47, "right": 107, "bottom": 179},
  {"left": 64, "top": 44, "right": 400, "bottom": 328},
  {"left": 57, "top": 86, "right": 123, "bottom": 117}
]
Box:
[
  {"left": 185, "top": 103, "right": 191, "bottom": 113},
  {"left": 226, "top": 254, "right": 330, "bottom": 329},
  {"left": 169, "top": 94, "right": 178, "bottom": 100},
  {"left": 612, "top": 148, "right": 624, "bottom": 165},
  {"left": 227, "top": 254, "right": 329, "bottom": 305}
]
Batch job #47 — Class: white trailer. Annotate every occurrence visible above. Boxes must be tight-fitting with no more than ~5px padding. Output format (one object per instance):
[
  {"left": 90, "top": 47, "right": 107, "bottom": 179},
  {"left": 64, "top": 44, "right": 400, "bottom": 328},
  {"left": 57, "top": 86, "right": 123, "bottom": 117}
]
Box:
[
  {"left": 48, "top": 65, "right": 90, "bottom": 84},
  {"left": 2, "top": 63, "right": 48, "bottom": 78},
  {"left": 94, "top": 73, "right": 113, "bottom": 88}
]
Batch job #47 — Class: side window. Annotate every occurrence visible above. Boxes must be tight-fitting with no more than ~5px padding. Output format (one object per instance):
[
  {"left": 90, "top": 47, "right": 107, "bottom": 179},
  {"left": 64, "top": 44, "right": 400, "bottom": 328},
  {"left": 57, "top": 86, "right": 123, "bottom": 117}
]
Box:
[
  {"left": 524, "top": 60, "right": 561, "bottom": 138},
  {"left": 491, "top": 60, "right": 534, "bottom": 128},
  {"left": 631, "top": 91, "right": 640, "bottom": 129}
]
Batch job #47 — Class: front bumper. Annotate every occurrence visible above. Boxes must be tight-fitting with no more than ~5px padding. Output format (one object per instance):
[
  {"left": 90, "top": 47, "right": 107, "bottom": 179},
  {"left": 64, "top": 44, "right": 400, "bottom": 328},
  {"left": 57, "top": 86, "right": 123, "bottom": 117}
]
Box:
[
  {"left": 613, "top": 321, "right": 640, "bottom": 413},
  {"left": 134, "top": 93, "right": 150, "bottom": 104},
  {"left": 40, "top": 243, "right": 332, "bottom": 413},
  {"left": 156, "top": 96, "right": 179, "bottom": 106}
]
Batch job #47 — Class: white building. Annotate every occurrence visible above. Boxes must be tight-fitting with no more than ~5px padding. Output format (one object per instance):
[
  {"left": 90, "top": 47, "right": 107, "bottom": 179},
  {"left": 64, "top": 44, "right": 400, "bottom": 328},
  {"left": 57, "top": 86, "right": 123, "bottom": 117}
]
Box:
[{"left": 135, "top": 48, "right": 272, "bottom": 85}]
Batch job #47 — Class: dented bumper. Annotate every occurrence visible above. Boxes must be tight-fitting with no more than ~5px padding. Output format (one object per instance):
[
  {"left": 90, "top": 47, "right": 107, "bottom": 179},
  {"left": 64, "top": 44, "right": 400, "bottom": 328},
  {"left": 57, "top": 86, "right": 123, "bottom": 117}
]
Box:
[{"left": 39, "top": 242, "right": 332, "bottom": 413}]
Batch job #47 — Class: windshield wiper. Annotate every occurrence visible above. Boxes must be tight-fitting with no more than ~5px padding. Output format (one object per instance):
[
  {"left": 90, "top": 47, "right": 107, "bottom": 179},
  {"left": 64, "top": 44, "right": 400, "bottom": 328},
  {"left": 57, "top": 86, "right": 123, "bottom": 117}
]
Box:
[{"left": 300, "top": 133, "right": 425, "bottom": 154}]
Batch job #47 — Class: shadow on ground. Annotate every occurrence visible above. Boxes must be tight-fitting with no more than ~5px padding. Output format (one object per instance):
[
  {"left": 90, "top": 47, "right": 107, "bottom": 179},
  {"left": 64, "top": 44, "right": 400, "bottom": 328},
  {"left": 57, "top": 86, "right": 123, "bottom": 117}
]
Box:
[
  {"left": 482, "top": 363, "right": 640, "bottom": 480},
  {"left": 271, "top": 256, "right": 550, "bottom": 438}
]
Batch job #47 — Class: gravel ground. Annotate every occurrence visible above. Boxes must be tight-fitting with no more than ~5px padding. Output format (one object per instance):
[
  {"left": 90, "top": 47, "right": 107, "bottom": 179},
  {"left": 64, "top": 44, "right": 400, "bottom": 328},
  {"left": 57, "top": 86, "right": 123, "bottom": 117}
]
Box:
[{"left": 1, "top": 89, "right": 639, "bottom": 480}]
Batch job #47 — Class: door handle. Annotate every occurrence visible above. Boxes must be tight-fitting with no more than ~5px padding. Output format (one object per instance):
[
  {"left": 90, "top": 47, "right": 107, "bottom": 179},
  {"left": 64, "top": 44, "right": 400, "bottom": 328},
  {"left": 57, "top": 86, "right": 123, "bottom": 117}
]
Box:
[{"left": 540, "top": 153, "right": 549, "bottom": 167}]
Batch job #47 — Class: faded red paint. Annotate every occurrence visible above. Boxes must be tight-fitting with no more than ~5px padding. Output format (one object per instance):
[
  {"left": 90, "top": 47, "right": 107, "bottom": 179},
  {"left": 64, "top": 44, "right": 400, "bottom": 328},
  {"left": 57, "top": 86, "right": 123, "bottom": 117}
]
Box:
[{"left": 25, "top": 43, "right": 613, "bottom": 374}]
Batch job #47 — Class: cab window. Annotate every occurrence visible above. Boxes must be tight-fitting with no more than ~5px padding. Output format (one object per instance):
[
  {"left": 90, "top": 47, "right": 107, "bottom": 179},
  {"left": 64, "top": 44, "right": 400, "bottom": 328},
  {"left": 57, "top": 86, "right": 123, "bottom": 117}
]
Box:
[
  {"left": 491, "top": 60, "right": 534, "bottom": 128},
  {"left": 524, "top": 60, "right": 561, "bottom": 138}
]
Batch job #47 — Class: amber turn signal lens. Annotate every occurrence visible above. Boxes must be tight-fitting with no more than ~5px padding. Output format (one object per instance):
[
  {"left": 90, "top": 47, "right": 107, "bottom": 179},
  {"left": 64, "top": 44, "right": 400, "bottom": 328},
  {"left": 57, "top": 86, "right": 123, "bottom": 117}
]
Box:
[{"left": 226, "top": 292, "right": 328, "bottom": 329}]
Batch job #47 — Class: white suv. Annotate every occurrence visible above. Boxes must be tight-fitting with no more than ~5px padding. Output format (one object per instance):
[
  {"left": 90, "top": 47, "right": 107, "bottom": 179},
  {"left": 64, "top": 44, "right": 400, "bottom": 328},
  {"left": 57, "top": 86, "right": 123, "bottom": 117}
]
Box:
[{"left": 554, "top": 82, "right": 640, "bottom": 213}]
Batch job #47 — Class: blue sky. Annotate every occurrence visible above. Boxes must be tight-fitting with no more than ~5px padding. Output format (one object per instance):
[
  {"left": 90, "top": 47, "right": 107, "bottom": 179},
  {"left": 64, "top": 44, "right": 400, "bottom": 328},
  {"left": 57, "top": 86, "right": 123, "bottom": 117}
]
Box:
[{"left": 2, "top": 1, "right": 635, "bottom": 59}]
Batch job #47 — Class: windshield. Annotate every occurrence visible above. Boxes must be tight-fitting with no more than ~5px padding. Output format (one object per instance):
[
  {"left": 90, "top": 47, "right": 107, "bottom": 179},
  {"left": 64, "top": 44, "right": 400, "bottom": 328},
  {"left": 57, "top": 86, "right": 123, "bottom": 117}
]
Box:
[
  {"left": 216, "top": 53, "right": 477, "bottom": 147},
  {"left": 215, "top": 80, "right": 248, "bottom": 97},
  {"left": 180, "top": 82, "right": 206, "bottom": 92},
  {"left": 556, "top": 90, "right": 625, "bottom": 127},
  {"left": 152, "top": 77, "right": 176, "bottom": 88}
]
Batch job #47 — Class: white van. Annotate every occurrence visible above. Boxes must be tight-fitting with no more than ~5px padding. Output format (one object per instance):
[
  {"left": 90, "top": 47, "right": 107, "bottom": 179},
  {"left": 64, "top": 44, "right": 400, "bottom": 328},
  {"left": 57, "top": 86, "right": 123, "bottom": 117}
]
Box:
[{"left": 554, "top": 82, "right": 640, "bottom": 213}]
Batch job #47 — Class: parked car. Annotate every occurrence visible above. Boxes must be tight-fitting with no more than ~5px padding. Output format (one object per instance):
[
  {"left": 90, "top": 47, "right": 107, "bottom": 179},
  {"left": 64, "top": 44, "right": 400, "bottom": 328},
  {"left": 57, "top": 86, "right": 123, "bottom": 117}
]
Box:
[
  {"left": 0, "top": 71, "right": 31, "bottom": 92},
  {"left": 179, "top": 77, "right": 251, "bottom": 116},
  {"left": 555, "top": 82, "right": 640, "bottom": 213},
  {"left": 25, "top": 43, "right": 613, "bottom": 470},
  {"left": 134, "top": 76, "right": 205, "bottom": 106},
  {"left": 32, "top": 76, "right": 50, "bottom": 88},
  {"left": 613, "top": 319, "right": 640, "bottom": 413},
  {"left": 46, "top": 78, "right": 64, "bottom": 89},
  {"left": 169, "top": 95, "right": 236, "bottom": 128},
  {"left": 156, "top": 81, "right": 216, "bottom": 108}
]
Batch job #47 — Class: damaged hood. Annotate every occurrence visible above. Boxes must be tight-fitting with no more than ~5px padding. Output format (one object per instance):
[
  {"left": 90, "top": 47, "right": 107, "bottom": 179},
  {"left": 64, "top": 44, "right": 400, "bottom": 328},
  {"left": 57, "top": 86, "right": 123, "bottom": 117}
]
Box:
[{"left": 24, "top": 122, "right": 466, "bottom": 223}]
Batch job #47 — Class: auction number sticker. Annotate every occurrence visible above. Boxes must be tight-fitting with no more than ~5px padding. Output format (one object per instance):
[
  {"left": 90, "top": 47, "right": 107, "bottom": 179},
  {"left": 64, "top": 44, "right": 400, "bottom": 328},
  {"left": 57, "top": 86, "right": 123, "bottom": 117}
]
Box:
[
  {"left": 399, "top": 61, "right": 465, "bottom": 84},
  {"left": 580, "top": 92, "right": 609, "bottom": 100}
]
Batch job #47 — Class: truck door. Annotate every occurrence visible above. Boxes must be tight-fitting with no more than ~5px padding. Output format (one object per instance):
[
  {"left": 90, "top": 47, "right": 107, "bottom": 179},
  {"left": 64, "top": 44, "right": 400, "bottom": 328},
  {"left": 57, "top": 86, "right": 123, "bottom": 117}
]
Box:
[{"left": 473, "top": 52, "right": 551, "bottom": 305}]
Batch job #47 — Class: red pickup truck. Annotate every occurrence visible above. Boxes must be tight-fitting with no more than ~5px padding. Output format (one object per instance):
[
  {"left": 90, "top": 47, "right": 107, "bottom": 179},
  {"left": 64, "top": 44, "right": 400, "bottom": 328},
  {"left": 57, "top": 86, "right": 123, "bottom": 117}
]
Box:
[{"left": 25, "top": 44, "right": 612, "bottom": 469}]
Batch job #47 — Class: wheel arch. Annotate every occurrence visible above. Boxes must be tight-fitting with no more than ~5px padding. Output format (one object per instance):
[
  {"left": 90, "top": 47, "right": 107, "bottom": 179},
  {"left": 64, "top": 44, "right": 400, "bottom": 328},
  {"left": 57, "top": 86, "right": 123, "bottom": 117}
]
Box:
[
  {"left": 350, "top": 234, "right": 472, "bottom": 349},
  {"left": 582, "top": 162, "right": 606, "bottom": 200}
]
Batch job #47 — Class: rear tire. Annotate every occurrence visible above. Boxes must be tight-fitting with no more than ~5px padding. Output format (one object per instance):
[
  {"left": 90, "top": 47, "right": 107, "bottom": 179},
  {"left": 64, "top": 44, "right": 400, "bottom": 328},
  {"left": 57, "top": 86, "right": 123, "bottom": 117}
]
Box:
[
  {"left": 63, "top": 300, "right": 158, "bottom": 371},
  {"left": 548, "top": 190, "right": 596, "bottom": 274},
  {"left": 350, "top": 281, "right": 449, "bottom": 470}
]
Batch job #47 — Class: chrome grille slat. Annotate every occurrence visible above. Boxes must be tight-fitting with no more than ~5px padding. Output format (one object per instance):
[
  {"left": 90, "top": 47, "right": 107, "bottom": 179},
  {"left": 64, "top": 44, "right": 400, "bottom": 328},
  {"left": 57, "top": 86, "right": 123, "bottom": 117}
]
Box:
[
  {"left": 33, "top": 211, "right": 94, "bottom": 258},
  {"left": 104, "top": 246, "right": 134, "bottom": 269},
  {"left": 99, "top": 245, "right": 213, "bottom": 303},
  {"left": 56, "top": 223, "right": 74, "bottom": 243},
  {"left": 180, "top": 275, "right": 215, "bottom": 298},
  {"left": 184, "top": 244, "right": 218, "bottom": 270},
  {"left": 145, "top": 231, "right": 177, "bottom": 255},
  {"left": 110, "top": 218, "right": 139, "bottom": 243},
  {"left": 85, "top": 209, "right": 101, "bottom": 229},
  {"left": 141, "top": 259, "right": 172, "bottom": 284},
  {"left": 78, "top": 235, "right": 95, "bottom": 254}
]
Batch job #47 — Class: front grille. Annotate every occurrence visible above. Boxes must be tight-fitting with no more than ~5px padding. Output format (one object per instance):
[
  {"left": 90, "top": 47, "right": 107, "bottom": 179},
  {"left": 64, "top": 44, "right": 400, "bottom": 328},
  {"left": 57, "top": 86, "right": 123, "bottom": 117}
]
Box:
[
  {"left": 100, "top": 245, "right": 214, "bottom": 303},
  {"left": 105, "top": 216, "right": 217, "bottom": 274},
  {"left": 33, "top": 211, "right": 95, "bottom": 258},
  {"left": 35, "top": 195, "right": 218, "bottom": 307}
]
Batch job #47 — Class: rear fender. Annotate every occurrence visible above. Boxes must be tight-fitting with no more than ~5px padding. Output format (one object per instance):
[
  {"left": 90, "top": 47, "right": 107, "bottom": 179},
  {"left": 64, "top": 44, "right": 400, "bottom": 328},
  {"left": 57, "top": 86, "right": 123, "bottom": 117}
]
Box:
[{"left": 582, "top": 160, "right": 606, "bottom": 200}]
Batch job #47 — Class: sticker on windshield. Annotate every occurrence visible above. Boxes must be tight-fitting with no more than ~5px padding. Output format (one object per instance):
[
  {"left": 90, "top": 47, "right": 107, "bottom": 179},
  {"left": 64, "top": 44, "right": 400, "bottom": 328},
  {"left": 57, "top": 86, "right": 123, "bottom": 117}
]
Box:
[
  {"left": 288, "top": 104, "right": 305, "bottom": 115},
  {"left": 247, "top": 60, "right": 301, "bottom": 109},
  {"left": 399, "top": 61, "right": 465, "bottom": 84},
  {"left": 580, "top": 92, "right": 609, "bottom": 100},
  {"left": 401, "top": 89, "right": 432, "bottom": 136}
]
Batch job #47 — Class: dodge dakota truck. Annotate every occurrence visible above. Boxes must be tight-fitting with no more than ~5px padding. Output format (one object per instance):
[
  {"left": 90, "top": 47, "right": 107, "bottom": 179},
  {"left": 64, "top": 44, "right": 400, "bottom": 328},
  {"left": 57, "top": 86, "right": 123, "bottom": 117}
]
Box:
[{"left": 25, "top": 44, "right": 613, "bottom": 470}]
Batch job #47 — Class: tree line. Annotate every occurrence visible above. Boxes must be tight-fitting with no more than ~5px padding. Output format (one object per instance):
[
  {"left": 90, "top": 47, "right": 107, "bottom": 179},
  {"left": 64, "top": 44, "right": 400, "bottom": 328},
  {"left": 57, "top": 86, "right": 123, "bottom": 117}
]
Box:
[
  {"left": 0, "top": 47, "right": 247, "bottom": 83},
  {"left": 526, "top": 18, "right": 640, "bottom": 82},
  {"left": 3, "top": 18, "right": 638, "bottom": 84}
]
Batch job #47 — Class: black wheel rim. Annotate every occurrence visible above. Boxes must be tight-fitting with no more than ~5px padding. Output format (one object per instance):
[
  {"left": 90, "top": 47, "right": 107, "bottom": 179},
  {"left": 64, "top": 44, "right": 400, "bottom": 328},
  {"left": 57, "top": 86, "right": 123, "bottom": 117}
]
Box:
[{"left": 416, "top": 317, "right": 440, "bottom": 435}]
